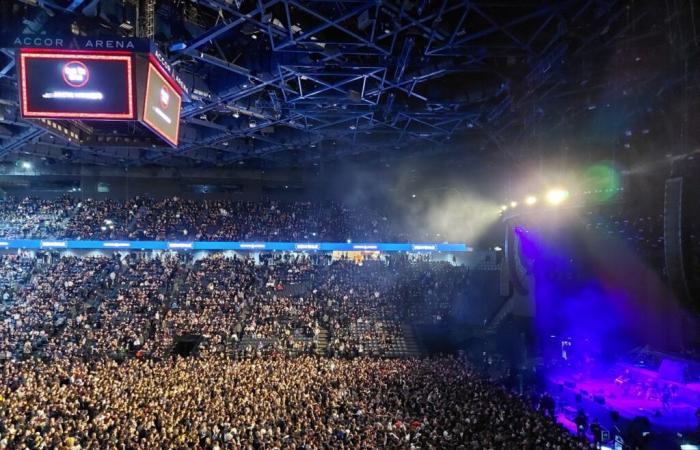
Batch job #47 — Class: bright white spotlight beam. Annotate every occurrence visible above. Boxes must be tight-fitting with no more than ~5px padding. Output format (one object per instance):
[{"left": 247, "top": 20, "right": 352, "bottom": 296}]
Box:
[
  {"left": 546, "top": 188, "right": 569, "bottom": 205},
  {"left": 525, "top": 196, "right": 537, "bottom": 206}
]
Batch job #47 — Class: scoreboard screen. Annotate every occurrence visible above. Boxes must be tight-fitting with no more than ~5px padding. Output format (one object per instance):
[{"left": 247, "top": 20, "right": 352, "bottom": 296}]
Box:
[
  {"left": 19, "top": 50, "right": 134, "bottom": 120},
  {"left": 142, "top": 62, "right": 181, "bottom": 146}
]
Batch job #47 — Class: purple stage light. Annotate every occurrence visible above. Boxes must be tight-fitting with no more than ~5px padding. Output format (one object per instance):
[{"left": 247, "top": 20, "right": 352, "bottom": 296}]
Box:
[{"left": 515, "top": 218, "right": 699, "bottom": 437}]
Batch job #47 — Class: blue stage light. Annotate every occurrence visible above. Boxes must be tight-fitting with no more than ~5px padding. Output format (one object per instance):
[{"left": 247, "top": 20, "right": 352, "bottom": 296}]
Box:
[{"left": 169, "top": 42, "right": 187, "bottom": 52}]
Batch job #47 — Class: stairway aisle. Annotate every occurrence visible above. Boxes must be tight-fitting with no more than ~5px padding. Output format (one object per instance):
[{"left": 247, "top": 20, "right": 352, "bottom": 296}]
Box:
[
  {"left": 401, "top": 324, "right": 423, "bottom": 357},
  {"left": 315, "top": 328, "right": 329, "bottom": 355}
]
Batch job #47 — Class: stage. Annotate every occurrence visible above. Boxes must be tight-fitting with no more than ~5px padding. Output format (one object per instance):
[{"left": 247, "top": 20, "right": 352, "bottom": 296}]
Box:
[{"left": 546, "top": 361, "right": 700, "bottom": 434}]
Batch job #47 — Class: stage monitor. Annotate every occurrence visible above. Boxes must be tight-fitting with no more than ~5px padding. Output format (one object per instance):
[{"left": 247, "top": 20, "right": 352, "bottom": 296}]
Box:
[
  {"left": 142, "top": 61, "right": 181, "bottom": 146},
  {"left": 18, "top": 50, "right": 135, "bottom": 120}
]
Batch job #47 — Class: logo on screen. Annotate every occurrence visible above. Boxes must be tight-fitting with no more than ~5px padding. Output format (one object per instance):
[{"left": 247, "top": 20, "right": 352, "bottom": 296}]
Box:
[
  {"left": 159, "top": 87, "right": 170, "bottom": 109},
  {"left": 62, "top": 61, "right": 89, "bottom": 88}
]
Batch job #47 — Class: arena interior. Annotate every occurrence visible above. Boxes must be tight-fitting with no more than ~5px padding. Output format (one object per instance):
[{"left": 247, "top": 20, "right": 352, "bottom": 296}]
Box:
[{"left": 1, "top": 1, "right": 700, "bottom": 449}]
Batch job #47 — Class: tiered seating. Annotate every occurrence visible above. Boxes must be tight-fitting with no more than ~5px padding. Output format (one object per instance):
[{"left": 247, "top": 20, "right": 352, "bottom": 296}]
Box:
[
  {"left": 0, "top": 196, "right": 74, "bottom": 238},
  {"left": 0, "top": 253, "right": 34, "bottom": 303},
  {"left": 0, "top": 196, "right": 413, "bottom": 241},
  {"left": 0, "top": 256, "right": 113, "bottom": 359},
  {"left": 0, "top": 252, "right": 476, "bottom": 360},
  {"left": 583, "top": 209, "right": 664, "bottom": 269}
]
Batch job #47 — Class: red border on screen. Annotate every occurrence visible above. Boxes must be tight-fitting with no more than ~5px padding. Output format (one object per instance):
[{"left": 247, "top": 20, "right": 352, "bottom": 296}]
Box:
[
  {"left": 147, "top": 53, "right": 183, "bottom": 95},
  {"left": 142, "top": 63, "right": 181, "bottom": 147},
  {"left": 19, "top": 50, "right": 135, "bottom": 120}
]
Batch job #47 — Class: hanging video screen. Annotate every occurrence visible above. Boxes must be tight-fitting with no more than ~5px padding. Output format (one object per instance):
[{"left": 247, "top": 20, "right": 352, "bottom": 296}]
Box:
[
  {"left": 142, "top": 62, "right": 181, "bottom": 146},
  {"left": 19, "top": 50, "right": 134, "bottom": 120}
]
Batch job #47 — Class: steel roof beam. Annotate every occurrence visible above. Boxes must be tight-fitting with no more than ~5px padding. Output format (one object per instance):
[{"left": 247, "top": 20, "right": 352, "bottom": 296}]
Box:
[
  {"left": 187, "top": 0, "right": 287, "bottom": 41},
  {"left": 272, "top": 1, "right": 388, "bottom": 55},
  {"left": 180, "top": 20, "right": 244, "bottom": 53},
  {"left": 190, "top": 51, "right": 254, "bottom": 78},
  {"left": 426, "top": 2, "right": 568, "bottom": 55},
  {"left": 0, "top": 56, "right": 15, "bottom": 80}
]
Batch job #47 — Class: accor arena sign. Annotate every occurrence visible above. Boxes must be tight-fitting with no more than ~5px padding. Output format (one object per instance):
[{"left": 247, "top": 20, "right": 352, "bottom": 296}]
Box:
[{"left": 1, "top": 35, "right": 151, "bottom": 52}]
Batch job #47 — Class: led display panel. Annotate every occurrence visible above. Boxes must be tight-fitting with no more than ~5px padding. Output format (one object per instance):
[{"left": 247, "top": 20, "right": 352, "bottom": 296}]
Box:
[
  {"left": 19, "top": 50, "right": 134, "bottom": 120},
  {"left": 142, "top": 62, "right": 181, "bottom": 146}
]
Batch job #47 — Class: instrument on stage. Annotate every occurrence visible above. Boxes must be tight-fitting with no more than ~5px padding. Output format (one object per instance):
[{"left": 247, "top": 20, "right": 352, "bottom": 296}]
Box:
[{"left": 614, "top": 375, "right": 630, "bottom": 386}]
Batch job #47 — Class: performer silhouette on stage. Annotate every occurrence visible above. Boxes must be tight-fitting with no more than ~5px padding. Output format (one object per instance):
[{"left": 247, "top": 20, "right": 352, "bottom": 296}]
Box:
[
  {"left": 574, "top": 409, "right": 588, "bottom": 440},
  {"left": 661, "top": 384, "right": 671, "bottom": 410},
  {"left": 540, "top": 393, "right": 556, "bottom": 419},
  {"left": 590, "top": 419, "right": 602, "bottom": 450}
]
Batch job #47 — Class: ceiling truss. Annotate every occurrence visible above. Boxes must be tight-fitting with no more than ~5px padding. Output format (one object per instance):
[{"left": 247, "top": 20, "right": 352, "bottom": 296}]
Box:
[{"left": 0, "top": 0, "right": 678, "bottom": 168}]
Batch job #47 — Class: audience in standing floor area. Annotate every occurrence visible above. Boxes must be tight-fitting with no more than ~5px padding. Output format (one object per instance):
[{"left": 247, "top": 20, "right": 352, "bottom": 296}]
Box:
[{"left": 0, "top": 354, "right": 589, "bottom": 449}]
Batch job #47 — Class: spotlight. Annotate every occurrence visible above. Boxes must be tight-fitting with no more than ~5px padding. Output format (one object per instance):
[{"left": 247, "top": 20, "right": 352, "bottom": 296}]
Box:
[
  {"left": 169, "top": 42, "right": 187, "bottom": 52},
  {"left": 545, "top": 188, "right": 569, "bottom": 205},
  {"left": 20, "top": 161, "right": 32, "bottom": 169},
  {"left": 500, "top": 205, "right": 508, "bottom": 211},
  {"left": 510, "top": 201, "right": 518, "bottom": 208},
  {"left": 525, "top": 196, "right": 537, "bottom": 206}
]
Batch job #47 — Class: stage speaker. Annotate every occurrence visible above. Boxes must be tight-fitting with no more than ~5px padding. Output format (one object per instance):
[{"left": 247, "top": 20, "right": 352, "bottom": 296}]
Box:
[
  {"left": 594, "top": 395, "right": 606, "bottom": 405},
  {"left": 506, "top": 223, "right": 528, "bottom": 295},
  {"left": 632, "top": 416, "right": 650, "bottom": 429},
  {"left": 664, "top": 177, "right": 691, "bottom": 303},
  {"left": 658, "top": 358, "right": 688, "bottom": 383},
  {"left": 499, "top": 241, "right": 511, "bottom": 298}
]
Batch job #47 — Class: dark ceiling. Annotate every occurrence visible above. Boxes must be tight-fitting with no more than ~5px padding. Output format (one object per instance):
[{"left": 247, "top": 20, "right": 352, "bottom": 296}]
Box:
[{"left": 0, "top": 0, "right": 698, "bottom": 170}]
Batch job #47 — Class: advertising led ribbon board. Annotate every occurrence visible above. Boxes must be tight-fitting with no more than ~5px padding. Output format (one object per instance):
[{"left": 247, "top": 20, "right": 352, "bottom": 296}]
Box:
[
  {"left": 142, "top": 61, "right": 182, "bottom": 146},
  {"left": 0, "top": 240, "right": 469, "bottom": 252},
  {"left": 19, "top": 50, "right": 135, "bottom": 120}
]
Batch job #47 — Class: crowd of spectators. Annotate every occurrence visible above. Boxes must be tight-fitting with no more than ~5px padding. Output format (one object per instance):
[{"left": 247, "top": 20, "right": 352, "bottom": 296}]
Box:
[
  {"left": 0, "top": 196, "right": 417, "bottom": 242},
  {"left": 0, "top": 197, "right": 73, "bottom": 239},
  {"left": 0, "top": 354, "right": 588, "bottom": 450},
  {"left": 0, "top": 253, "right": 35, "bottom": 304},
  {"left": 0, "top": 251, "right": 598, "bottom": 449},
  {"left": 0, "top": 253, "right": 467, "bottom": 361},
  {"left": 73, "top": 255, "right": 179, "bottom": 358},
  {"left": 0, "top": 250, "right": 510, "bottom": 363},
  {"left": 582, "top": 209, "right": 665, "bottom": 270},
  {"left": 0, "top": 255, "right": 113, "bottom": 360}
]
